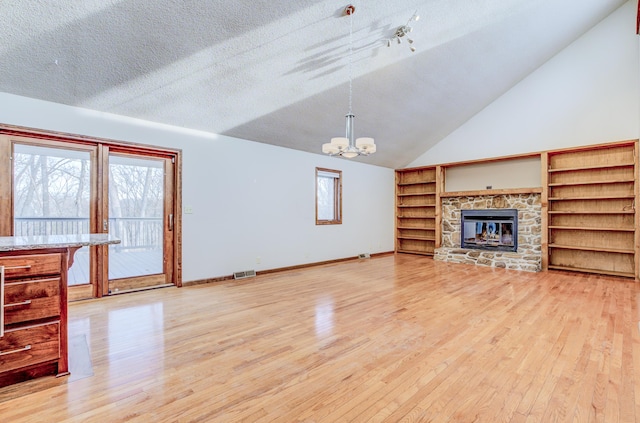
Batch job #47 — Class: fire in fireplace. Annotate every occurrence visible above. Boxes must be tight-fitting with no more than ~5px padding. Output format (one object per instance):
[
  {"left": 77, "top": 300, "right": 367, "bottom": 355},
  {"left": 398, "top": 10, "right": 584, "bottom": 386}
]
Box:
[{"left": 460, "top": 209, "right": 518, "bottom": 252}]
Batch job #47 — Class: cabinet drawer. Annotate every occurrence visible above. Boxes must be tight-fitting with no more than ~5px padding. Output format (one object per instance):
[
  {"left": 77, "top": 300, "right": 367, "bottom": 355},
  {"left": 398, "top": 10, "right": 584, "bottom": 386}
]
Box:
[
  {"left": 4, "top": 278, "right": 61, "bottom": 325},
  {"left": 0, "top": 322, "right": 60, "bottom": 373},
  {"left": 0, "top": 254, "right": 62, "bottom": 279}
]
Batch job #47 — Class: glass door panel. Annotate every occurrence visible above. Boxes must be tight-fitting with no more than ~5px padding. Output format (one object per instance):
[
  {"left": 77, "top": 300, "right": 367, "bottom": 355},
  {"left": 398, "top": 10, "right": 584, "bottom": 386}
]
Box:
[
  {"left": 108, "top": 154, "right": 168, "bottom": 292},
  {"left": 13, "top": 144, "right": 92, "bottom": 286}
]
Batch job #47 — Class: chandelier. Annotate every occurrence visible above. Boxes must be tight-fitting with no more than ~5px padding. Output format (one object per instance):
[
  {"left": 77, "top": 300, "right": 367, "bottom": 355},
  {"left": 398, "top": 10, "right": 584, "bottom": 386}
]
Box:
[{"left": 322, "top": 4, "right": 376, "bottom": 159}]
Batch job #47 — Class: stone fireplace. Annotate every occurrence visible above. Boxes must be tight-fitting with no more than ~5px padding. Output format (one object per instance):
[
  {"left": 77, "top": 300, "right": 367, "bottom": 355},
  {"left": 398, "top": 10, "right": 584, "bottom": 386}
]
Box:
[{"left": 434, "top": 193, "right": 542, "bottom": 272}]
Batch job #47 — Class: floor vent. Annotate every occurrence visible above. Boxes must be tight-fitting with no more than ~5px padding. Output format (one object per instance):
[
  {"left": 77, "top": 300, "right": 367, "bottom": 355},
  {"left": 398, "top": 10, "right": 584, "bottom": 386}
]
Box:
[
  {"left": 358, "top": 253, "right": 371, "bottom": 259},
  {"left": 233, "top": 270, "right": 256, "bottom": 280}
]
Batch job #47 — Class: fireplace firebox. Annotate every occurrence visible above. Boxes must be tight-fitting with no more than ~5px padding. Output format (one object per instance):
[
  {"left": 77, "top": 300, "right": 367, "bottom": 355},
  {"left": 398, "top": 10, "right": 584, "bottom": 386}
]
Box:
[{"left": 460, "top": 209, "right": 518, "bottom": 252}]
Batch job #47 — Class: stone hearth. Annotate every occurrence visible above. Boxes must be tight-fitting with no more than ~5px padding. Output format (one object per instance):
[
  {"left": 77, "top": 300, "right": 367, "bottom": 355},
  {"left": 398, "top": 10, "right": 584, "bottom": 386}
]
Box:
[{"left": 434, "top": 193, "right": 542, "bottom": 272}]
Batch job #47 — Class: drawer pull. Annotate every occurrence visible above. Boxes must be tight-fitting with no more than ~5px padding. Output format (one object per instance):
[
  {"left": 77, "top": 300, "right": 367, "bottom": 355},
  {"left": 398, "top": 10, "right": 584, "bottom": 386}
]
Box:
[
  {"left": 0, "top": 344, "right": 31, "bottom": 356},
  {"left": 5, "top": 265, "right": 32, "bottom": 271},
  {"left": 5, "top": 300, "right": 32, "bottom": 307}
]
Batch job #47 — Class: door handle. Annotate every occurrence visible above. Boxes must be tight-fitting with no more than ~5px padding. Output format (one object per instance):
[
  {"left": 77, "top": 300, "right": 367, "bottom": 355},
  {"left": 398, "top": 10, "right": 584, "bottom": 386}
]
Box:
[
  {"left": 168, "top": 214, "right": 174, "bottom": 231},
  {"left": 103, "top": 219, "right": 108, "bottom": 231}
]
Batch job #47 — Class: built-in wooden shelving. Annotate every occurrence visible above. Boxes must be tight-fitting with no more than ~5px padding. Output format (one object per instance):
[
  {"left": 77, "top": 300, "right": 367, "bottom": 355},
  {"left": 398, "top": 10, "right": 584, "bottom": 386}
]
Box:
[
  {"left": 393, "top": 140, "right": 639, "bottom": 280},
  {"left": 395, "top": 167, "right": 437, "bottom": 256},
  {"left": 546, "top": 142, "right": 638, "bottom": 278}
]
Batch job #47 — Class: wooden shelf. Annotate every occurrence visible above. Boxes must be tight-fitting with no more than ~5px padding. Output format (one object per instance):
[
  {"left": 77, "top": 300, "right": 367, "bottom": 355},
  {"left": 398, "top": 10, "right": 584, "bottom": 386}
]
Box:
[
  {"left": 548, "top": 265, "right": 635, "bottom": 278},
  {"left": 548, "top": 195, "right": 635, "bottom": 201},
  {"left": 397, "top": 204, "right": 435, "bottom": 208},
  {"left": 397, "top": 181, "right": 436, "bottom": 186},
  {"left": 547, "top": 163, "right": 635, "bottom": 173},
  {"left": 397, "top": 226, "right": 434, "bottom": 230},
  {"left": 398, "top": 236, "right": 436, "bottom": 241},
  {"left": 397, "top": 216, "right": 433, "bottom": 219},
  {"left": 439, "top": 187, "right": 542, "bottom": 198},
  {"left": 548, "top": 244, "right": 635, "bottom": 254},
  {"left": 548, "top": 226, "right": 635, "bottom": 232},
  {"left": 548, "top": 210, "right": 634, "bottom": 215},
  {"left": 397, "top": 192, "right": 435, "bottom": 197},
  {"left": 396, "top": 249, "right": 434, "bottom": 256},
  {"left": 548, "top": 179, "right": 635, "bottom": 187}
]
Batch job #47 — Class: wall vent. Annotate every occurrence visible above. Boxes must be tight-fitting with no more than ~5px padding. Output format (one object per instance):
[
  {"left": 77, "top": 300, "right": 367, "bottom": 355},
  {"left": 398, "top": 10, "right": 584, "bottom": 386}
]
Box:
[
  {"left": 233, "top": 270, "right": 256, "bottom": 280},
  {"left": 358, "top": 253, "right": 371, "bottom": 259}
]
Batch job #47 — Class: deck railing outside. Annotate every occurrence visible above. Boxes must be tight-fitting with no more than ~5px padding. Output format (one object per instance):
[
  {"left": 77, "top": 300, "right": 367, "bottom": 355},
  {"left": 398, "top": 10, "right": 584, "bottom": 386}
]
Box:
[{"left": 14, "top": 217, "right": 163, "bottom": 251}]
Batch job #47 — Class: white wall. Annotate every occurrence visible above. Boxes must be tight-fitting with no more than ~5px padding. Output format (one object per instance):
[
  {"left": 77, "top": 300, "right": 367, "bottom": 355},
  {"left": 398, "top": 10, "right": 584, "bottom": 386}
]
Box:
[
  {"left": 0, "top": 93, "right": 395, "bottom": 282},
  {"left": 409, "top": 0, "right": 639, "bottom": 167}
]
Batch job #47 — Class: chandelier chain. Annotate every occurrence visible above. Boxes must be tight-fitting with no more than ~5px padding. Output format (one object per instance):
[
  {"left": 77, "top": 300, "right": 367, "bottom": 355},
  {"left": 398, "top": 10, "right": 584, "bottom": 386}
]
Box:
[{"left": 348, "top": 8, "right": 353, "bottom": 115}]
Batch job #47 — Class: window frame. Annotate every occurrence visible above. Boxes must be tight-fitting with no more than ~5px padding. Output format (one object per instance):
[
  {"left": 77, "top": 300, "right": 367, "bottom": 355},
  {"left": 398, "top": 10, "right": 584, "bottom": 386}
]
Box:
[{"left": 315, "top": 167, "right": 342, "bottom": 225}]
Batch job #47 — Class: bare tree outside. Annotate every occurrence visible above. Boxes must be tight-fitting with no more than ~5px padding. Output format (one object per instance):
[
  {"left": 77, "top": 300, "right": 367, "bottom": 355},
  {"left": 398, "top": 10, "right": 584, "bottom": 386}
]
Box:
[
  {"left": 108, "top": 155, "right": 164, "bottom": 280},
  {"left": 13, "top": 145, "right": 91, "bottom": 235},
  {"left": 108, "top": 160, "right": 163, "bottom": 220},
  {"left": 13, "top": 144, "right": 92, "bottom": 285}
]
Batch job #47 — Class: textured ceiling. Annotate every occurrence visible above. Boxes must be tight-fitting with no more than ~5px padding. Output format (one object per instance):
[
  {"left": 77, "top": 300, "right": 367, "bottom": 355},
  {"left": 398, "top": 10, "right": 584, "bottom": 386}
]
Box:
[{"left": 0, "top": 0, "right": 627, "bottom": 168}]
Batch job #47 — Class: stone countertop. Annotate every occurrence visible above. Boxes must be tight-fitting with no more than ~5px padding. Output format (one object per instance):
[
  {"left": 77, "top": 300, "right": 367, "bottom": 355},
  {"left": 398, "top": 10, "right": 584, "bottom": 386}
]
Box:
[{"left": 0, "top": 233, "right": 121, "bottom": 252}]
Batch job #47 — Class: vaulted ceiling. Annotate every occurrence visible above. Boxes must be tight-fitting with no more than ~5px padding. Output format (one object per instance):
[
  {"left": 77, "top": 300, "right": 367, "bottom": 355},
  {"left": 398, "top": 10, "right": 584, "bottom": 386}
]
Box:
[{"left": 0, "top": 1, "right": 628, "bottom": 168}]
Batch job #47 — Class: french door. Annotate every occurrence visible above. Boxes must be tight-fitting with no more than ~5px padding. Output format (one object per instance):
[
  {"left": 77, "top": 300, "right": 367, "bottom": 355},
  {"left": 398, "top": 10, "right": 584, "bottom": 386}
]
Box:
[
  {"left": 11, "top": 139, "right": 97, "bottom": 300},
  {"left": 105, "top": 149, "right": 175, "bottom": 294},
  {"left": 0, "top": 132, "right": 179, "bottom": 300}
]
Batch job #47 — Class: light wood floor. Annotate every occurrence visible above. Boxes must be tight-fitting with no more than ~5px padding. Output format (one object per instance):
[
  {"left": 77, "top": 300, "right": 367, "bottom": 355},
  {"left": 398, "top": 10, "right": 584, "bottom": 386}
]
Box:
[{"left": 1, "top": 254, "right": 639, "bottom": 422}]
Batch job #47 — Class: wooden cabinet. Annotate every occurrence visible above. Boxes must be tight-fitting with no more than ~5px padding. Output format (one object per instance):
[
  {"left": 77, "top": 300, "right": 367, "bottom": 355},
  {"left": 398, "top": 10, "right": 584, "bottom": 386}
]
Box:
[
  {"left": 0, "top": 249, "right": 69, "bottom": 386},
  {"left": 546, "top": 142, "right": 638, "bottom": 278},
  {"left": 395, "top": 167, "right": 437, "bottom": 255}
]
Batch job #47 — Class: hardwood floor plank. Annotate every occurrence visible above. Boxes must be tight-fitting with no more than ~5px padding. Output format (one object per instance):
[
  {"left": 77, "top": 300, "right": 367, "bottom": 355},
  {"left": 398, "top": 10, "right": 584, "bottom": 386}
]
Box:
[
  {"left": 619, "top": 284, "right": 637, "bottom": 422},
  {"left": 0, "top": 255, "right": 638, "bottom": 422}
]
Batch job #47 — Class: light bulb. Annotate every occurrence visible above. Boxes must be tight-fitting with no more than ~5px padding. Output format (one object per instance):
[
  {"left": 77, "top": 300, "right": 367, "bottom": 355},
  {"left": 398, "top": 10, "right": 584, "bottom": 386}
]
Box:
[
  {"left": 322, "top": 143, "right": 339, "bottom": 154},
  {"left": 331, "top": 137, "right": 349, "bottom": 149},
  {"left": 356, "top": 138, "right": 375, "bottom": 149}
]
